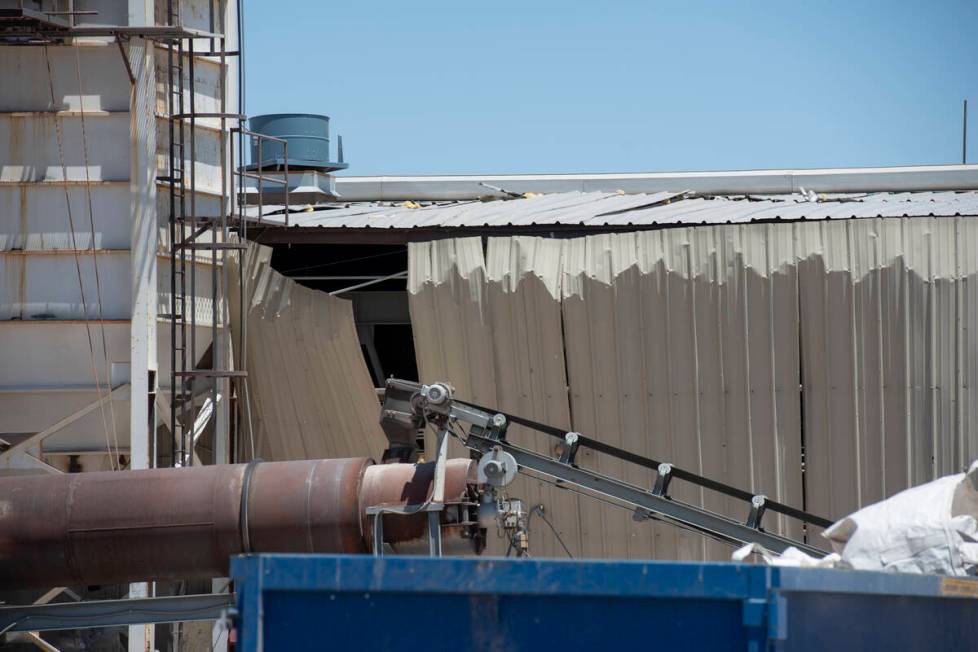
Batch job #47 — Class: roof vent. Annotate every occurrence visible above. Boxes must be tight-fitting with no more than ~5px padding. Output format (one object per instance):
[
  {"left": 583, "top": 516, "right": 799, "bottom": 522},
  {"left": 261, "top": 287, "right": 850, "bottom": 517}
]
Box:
[
  {"left": 243, "top": 113, "right": 348, "bottom": 205},
  {"left": 247, "top": 113, "right": 347, "bottom": 172}
]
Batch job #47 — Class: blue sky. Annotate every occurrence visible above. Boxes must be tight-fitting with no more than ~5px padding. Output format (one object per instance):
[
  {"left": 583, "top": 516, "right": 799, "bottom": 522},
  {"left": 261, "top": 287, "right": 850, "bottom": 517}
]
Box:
[{"left": 245, "top": 1, "right": 977, "bottom": 176}]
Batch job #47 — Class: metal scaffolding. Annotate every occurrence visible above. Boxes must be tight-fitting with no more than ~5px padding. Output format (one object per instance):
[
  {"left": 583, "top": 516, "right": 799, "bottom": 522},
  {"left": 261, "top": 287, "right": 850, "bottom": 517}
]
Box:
[{"left": 160, "top": 0, "right": 248, "bottom": 468}]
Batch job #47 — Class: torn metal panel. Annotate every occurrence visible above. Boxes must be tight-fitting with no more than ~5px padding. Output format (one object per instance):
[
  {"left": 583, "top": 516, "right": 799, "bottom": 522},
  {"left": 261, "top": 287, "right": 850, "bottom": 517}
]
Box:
[
  {"left": 228, "top": 243, "right": 387, "bottom": 462},
  {"left": 407, "top": 237, "right": 498, "bottom": 460},
  {"left": 485, "top": 236, "right": 581, "bottom": 558}
]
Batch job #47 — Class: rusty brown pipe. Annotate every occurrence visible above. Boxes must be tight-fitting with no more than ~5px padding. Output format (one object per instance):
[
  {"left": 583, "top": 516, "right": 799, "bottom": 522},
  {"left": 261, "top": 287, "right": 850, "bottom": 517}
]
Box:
[{"left": 0, "top": 458, "right": 481, "bottom": 589}]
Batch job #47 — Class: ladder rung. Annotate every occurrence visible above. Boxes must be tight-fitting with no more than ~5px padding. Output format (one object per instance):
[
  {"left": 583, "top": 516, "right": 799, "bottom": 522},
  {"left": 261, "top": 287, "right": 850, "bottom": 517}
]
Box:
[
  {"left": 175, "top": 242, "right": 248, "bottom": 251},
  {"left": 175, "top": 370, "right": 248, "bottom": 378}
]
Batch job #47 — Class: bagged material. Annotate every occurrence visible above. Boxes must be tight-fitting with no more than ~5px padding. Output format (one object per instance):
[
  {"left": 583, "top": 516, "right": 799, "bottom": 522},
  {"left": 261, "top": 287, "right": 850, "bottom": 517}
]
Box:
[
  {"left": 823, "top": 460, "right": 978, "bottom": 576},
  {"left": 732, "top": 543, "right": 841, "bottom": 568},
  {"left": 735, "top": 461, "right": 978, "bottom": 575}
]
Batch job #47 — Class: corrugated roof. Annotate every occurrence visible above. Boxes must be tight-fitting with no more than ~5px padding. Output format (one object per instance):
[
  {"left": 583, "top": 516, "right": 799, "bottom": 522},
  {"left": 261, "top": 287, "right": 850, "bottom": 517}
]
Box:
[{"left": 247, "top": 190, "right": 978, "bottom": 230}]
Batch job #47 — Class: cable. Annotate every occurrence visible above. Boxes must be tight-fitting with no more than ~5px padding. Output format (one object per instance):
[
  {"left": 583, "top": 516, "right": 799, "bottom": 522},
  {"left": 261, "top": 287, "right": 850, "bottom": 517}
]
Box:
[
  {"left": 523, "top": 469, "right": 742, "bottom": 552},
  {"left": 43, "top": 45, "right": 117, "bottom": 472},
  {"left": 527, "top": 504, "right": 574, "bottom": 559},
  {"left": 74, "top": 44, "right": 122, "bottom": 467},
  {"left": 210, "top": 620, "right": 228, "bottom": 652},
  {"left": 447, "top": 421, "right": 468, "bottom": 446},
  {"left": 0, "top": 618, "right": 24, "bottom": 637}
]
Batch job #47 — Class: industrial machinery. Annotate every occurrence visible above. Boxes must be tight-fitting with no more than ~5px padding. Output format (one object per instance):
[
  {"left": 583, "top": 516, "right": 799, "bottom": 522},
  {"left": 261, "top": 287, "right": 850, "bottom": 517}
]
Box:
[
  {"left": 0, "top": 377, "right": 837, "bottom": 641},
  {"left": 0, "top": 457, "right": 483, "bottom": 589},
  {"left": 379, "top": 378, "right": 833, "bottom": 558}
]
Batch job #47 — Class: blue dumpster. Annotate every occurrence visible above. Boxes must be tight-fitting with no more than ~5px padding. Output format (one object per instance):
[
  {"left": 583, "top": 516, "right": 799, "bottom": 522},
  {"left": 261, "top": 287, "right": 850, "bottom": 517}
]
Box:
[{"left": 231, "top": 554, "right": 978, "bottom": 651}]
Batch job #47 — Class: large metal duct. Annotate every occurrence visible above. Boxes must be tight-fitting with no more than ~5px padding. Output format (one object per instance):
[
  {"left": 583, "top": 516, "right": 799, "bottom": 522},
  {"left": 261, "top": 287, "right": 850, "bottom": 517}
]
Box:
[{"left": 0, "top": 458, "right": 482, "bottom": 589}]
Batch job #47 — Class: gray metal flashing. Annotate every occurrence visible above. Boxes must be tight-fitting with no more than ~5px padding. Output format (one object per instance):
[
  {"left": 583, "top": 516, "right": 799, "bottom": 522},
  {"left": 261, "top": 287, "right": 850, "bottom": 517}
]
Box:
[{"left": 333, "top": 165, "right": 978, "bottom": 201}]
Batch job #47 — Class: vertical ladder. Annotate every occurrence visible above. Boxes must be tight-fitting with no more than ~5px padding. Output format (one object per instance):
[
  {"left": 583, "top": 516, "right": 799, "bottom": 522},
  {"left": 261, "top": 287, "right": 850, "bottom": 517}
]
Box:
[
  {"left": 165, "top": 0, "right": 189, "bottom": 467},
  {"left": 163, "top": 0, "right": 247, "bottom": 468}
]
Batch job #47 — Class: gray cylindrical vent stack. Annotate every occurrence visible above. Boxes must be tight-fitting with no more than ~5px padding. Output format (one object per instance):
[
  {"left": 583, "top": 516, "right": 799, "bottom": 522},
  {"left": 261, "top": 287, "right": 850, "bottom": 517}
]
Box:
[{"left": 248, "top": 113, "right": 348, "bottom": 172}]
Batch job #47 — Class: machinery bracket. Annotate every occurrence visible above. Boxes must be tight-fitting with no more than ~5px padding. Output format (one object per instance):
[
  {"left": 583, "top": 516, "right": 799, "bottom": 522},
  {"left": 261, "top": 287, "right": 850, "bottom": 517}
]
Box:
[
  {"left": 746, "top": 495, "right": 767, "bottom": 530},
  {"left": 652, "top": 463, "right": 673, "bottom": 497}
]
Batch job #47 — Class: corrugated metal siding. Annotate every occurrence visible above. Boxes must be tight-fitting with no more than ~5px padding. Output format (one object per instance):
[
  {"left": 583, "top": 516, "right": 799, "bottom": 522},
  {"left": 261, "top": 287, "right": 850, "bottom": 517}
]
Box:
[
  {"left": 560, "top": 228, "right": 803, "bottom": 560},
  {"left": 408, "top": 237, "right": 581, "bottom": 557},
  {"left": 408, "top": 216, "right": 978, "bottom": 559},
  {"left": 485, "top": 237, "right": 581, "bottom": 558},
  {"left": 798, "top": 218, "right": 978, "bottom": 538},
  {"left": 228, "top": 243, "right": 388, "bottom": 462},
  {"left": 407, "top": 237, "right": 499, "bottom": 430}
]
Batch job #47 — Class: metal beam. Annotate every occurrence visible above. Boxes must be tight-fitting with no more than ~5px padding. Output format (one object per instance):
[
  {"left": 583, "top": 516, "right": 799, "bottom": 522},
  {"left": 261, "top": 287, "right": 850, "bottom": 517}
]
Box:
[
  {"left": 248, "top": 224, "right": 680, "bottom": 245},
  {"left": 0, "top": 451, "right": 62, "bottom": 475},
  {"left": 3, "top": 632, "right": 60, "bottom": 651},
  {"left": 466, "top": 433, "right": 828, "bottom": 557},
  {"left": 0, "top": 594, "right": 235, "bottom": 635},
  {"left": 330, "top": 271, "right": 407, "bottom": 296},
  {"left": 0, "top": 385, "right": 130, "bottom": 464}
]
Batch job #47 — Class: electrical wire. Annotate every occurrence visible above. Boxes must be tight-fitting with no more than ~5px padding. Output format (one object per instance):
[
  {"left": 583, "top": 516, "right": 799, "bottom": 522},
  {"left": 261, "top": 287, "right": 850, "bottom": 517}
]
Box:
[
  {"left": 210, "top": 620, "right": 228, "bottom": 652},
  {"left": 522, "top": 468, "right": 743, "bottom": 553},
  {"left": 0, "top": 618, "right": 24, "bottom": 637},
  {"left": 43, "top": 45, "right": 117, "bottom": 472},
  {"left": 527, "top": 504, "right": 574, "bottom": 559},
  {"left": 73, "top": 44, "right": 122, "bottom": 467}
]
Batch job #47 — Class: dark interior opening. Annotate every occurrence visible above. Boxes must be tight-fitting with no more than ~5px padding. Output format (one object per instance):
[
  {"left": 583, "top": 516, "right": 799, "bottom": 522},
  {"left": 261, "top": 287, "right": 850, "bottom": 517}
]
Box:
[{"left": 267, "top": 243, "right": 418, "bottom": 385}]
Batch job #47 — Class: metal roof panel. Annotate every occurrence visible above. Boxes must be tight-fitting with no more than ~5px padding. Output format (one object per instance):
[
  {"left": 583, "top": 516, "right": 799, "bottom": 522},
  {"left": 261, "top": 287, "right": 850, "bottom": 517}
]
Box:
[{"left": 246, "top": 190, "right": 978, "bottom": 230}]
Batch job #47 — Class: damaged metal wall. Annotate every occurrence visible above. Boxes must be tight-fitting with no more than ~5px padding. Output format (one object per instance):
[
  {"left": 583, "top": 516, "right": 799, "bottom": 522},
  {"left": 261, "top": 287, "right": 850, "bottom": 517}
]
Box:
[
  {"left": 229, "top": 243, "right": 388, "bottom": 462},
  {"left": 408, "top": 216, "right": 978, "bottom": 560}
]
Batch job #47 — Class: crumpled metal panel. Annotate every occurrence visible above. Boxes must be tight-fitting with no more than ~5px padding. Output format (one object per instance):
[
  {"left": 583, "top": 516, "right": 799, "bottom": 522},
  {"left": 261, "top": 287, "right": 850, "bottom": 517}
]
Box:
[
  {"left": 408, "top": 216, "right": 978, "bottom": 560},
  {"left": 407, "top": 237, "right": 498, "bottom": 426},
  {"left": 485, "top": 236, "right": 582, "bottom": 558},
  {"left": 408, "top": 237, "right": 582, "bottom": 557},
  {"left": 228, "top": 243, "right": 388, "bottom": 462}
]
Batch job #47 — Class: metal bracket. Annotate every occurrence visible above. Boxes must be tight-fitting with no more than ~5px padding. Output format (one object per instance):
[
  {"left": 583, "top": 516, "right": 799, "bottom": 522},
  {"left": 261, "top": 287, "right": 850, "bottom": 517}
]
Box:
[
  {"left": 558, "top": 432, "right": 581, "bottom": 465},
  {"left": 652, "top": 463, "right": 674, "bottom": 497},
  {"left": 367, "top": 502, "right": 445, "bottom": 557},
  {"left": 114, "top": 36, "right": 136, "bottom": 85},
  {"left": 746, "top": 495, "right": 767, "bottom": 530},
  {"left": 368, "top": 425, "right": 450, "bottom": 557}
]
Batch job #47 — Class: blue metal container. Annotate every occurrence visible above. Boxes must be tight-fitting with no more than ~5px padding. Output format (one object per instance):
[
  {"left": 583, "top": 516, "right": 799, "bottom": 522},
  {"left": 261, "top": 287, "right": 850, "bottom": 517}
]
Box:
[
  {"left": 231, "top": 555, "right": 978, "bottom": 651},
  {"left": 247, "top": 113, "right": 347, "bottom": 171}
]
